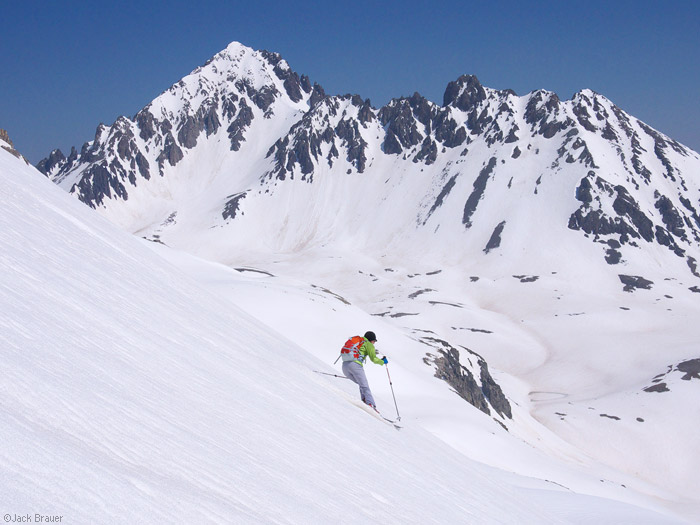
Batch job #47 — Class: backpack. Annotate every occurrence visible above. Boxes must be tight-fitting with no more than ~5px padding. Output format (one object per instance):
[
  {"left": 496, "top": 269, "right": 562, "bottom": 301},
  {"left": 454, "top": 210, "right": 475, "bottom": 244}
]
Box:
[{"left": 340, "top": 335, "right": 365, "bottom": 362}]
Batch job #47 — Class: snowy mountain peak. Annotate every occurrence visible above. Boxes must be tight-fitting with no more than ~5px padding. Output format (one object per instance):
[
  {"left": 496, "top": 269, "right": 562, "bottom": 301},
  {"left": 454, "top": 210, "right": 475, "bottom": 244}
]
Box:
[
  {"left": 443, "top": 74, "right": 489, "bottom": 109},
  {"left": 220, "top": 39, "right": 254, "bottom": 57},
  {"left": 38, "top": 42, "right": 700, "bottom": 284},
  {"left": 39, "top": 41, "right": 322, "bottom": 208}
]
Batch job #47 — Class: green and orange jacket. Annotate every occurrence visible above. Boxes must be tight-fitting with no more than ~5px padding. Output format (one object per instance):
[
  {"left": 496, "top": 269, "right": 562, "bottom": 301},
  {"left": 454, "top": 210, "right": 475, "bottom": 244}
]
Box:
[{"left": 355, "top": 338, "right": 384, "bottom": 366}]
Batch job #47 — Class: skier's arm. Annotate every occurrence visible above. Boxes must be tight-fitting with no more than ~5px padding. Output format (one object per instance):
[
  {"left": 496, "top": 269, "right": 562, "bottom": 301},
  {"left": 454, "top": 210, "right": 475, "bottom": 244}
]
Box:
[{"left": 364, "top": 341, "right": 385, "bottom": 365}]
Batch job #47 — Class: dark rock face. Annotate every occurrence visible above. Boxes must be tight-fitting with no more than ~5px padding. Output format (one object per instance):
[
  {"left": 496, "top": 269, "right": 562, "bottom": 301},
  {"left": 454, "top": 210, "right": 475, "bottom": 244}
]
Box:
[
  {"left": 605, "top": 240, "right": 623, "bottom": 264},
  {"left": 643, "top": 358, "right": 700, "bottom": 393},
  {"left": 565, "top": 100, "right": 700, "bottom": 269},
  {"left": 567, "top": 167, "right": 697, "bottom": 265},
  {"left": 236, "top": 79, "right": 279, "bottom": 114},
  {"left": 444, "top": 78, "right": 517, "bottom": 142},
  {"left": 134, "top": 151, "right": 150, "bottom": 180},
  {"left": 0, "top": 129, "right": 24, "bottom": 161},
  {"left": 293, "top": 131, "right": 316, "bottom": 175},
  {"left": 268, "top": 126, "right": 318, "bottom": 179},
  {"left": 299, "top": 74, "right": 312, "bottom": 93},
  {"left": 568, "top": 137, "right": 597, "bottom": 168},
  {"left": 572, "top": 100, "right": 598, "bottom": 133},
  {"left": 277, "top": 64, "right": 304, "bottom": 103},
  {"left": 265, "top": 95, "right": 371, "bottom": 180},
  {"left": 524, "top": 91, "right": 571, "bottom": 138},
  {"left": 655, "top": 195, "right": 686, "bottom": 240},
  {"left": 379, "top": 92, "right": 469, "bottom": 160},
  {"left": 422, "top": 336, "right": 512, "bottom": 419},
  {"left": 79, "top": 130, "right": 103, "bottom": 164},
  {"left": 107, "top": 121, "right": 150, "bottom": 182},
  {"left": 434, "top": 112, "right": 467, "bottom": 147},
  {"left": 222, "top": 192, "right": 247, "bottom": 220},
  {"left": 443, "top": 75, "right": 487, "bottom": 111},
  {"left": 479, "top": 360, "right": 512, "bottom": 418},
  {"left": 135, "top": 109, "right": 157, "bottom": 141},
  {"left": 309, "top": 83, "right": 327, "bottom": 108},
  {"left": 430, "top": 345, "right": 490, "bottom": 414},
  {"left": 619, "top": 274, "right": 654, "bottom": 292},
  {"left": 414, "top": 137, "right": 438, "bottom": 164},
  {"left": 66, "top": 146, "right": 78, "bottom": 165},
  {"left": 335, "top": 118, "right": 368, "bottom": 172},
  {"left": 612, "top": 186, "right": 654, "bottom": 242},
  {"left": 222, "top": 93, "right": 239, "bottom": 119},
  {"left": 156, "top": 133, "right": 184, "bottom": 174},
  {"left": 514, "top": 275, "right": 539, "bottom": 283},
  {"left": 504, "top": 125, "right": 519, "bottom": 144},
  {"left": 463, "top": 157, "right": 497, "bottom": 228},
  {"left": 677, "top": 359, "right": 700, "bottom": 380},
  {"left": 484, "top": 221, "right": 506, "bottom": 253},
  {"left": 36, "top": 149, "right": 66, "bottom": 176},
  {"left": 568, "top": 205, "right": 615, "bottom": 237},
  {"left": 73, "top": 163, "right": 128, "bottom": 208},
  {"left": 357, "top": 98, "right": 374, "bottom": 125},
  {"left": 379, "top": 99, "right": 424, "bottom": 152},
  {"left": 575, "top": 176, "right": 594, "bottom": 205},
  {"left": 177, "top": 101, "right": 222, "bottom": 149},
  {"left": 679, "top": 197, "right": 700, "bottom": 234},
  {"left": 178, "top": 117, "right": 202, "bottom": 150},
  {"left": 261, "top": 49, "right": 304, "bottom": 103},
  {"left": 382, "top": 130, "right": 403, "bottom": 155},
  {"left": 644, "top": 382, "right": 669, "bottom": 392},
  {"left": 227, "top": 98, "right": 254, "bottom": 151}
]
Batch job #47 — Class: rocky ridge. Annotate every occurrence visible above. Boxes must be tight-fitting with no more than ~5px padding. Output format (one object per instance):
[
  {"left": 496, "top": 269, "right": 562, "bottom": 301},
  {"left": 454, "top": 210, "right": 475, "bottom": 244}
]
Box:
[
  {"left": 38, "top": 42, "right": 700, "bottom": 284},
  {"left": 1, "top": 129, "right": 29, "bottom": 164}
]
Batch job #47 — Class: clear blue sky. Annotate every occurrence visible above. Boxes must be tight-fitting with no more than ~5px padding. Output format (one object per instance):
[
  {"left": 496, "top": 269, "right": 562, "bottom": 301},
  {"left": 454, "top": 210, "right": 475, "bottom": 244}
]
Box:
[{"left": 2, "top": 0, "right": 699, "bottom": 163}]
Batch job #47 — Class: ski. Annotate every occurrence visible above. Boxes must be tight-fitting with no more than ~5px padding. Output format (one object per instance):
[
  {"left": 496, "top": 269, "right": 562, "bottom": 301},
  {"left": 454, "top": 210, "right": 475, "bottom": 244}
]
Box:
[
  {"left": 379, "top": 416, "right": 402, "bottom": 428},
  {"left": 375, "top": 411, "right": 402, "bottom": 428},
  {"left": 315, "top": 370, "right": 402, "bottom": 429},
  {"left": 360, "top": 403, "right": 402, "bottom": 429}
]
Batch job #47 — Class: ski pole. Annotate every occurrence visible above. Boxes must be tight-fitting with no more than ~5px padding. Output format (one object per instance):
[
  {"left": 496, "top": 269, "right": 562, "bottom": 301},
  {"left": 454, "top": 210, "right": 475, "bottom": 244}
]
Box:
[
  {"left": 385, "top": 363, "right": 401, "bottom": 421},
  {"left": 313, "top": 370, "right": 351, "bottom": 380}
]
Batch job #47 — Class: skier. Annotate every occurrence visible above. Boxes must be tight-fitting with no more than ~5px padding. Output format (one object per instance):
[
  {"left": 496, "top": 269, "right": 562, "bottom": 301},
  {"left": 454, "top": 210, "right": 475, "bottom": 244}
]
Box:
[{"left": 340, "top": 331, "right": 388, "bottom": 410}]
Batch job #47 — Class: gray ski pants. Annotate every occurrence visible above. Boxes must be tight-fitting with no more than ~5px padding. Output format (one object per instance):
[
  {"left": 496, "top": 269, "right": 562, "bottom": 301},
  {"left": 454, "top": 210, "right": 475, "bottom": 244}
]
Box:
[{"left": 342, "top": 361, "right": 376, "bottom": 407}]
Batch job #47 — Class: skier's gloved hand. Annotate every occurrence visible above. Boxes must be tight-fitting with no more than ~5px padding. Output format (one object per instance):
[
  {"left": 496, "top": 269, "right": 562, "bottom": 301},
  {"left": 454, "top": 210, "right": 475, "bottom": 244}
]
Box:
[{"left": 382, "top": 356, "right": 388, "bottom": 364}]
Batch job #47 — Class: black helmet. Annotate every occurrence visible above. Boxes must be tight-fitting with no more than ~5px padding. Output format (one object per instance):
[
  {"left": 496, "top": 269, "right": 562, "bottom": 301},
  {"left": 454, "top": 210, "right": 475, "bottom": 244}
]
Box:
[{"left": 364, "top": 331, "right": 377, "bottom": 342}]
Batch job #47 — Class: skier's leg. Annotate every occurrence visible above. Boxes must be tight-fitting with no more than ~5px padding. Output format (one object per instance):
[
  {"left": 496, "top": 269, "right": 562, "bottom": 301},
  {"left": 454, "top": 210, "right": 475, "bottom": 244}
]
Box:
[
  {"left": 342, "top": 361, "right": 358, "bottom": 383},
  {"left": 343, "top": 361, "right": 377, "bottom": 407},
  {"left": 350, "top": 362, "right": 376, "bottom": 407}
]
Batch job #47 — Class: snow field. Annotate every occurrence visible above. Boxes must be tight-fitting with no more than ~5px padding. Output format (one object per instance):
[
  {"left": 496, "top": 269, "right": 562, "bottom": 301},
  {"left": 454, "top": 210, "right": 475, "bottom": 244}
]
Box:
[{"left": 2, "top": 140, "right": 691, "bottom": 522}]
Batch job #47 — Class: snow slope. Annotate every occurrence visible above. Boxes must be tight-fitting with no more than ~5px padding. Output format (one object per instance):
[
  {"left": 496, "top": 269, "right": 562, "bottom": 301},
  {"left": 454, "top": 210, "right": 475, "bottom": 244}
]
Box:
[
  {"left": 27, "top": 40, "right": 700, "bottom": 522},
  {"left": 150, "top": 242, "right": 700, "bottom": 522},
  {"left": 1, "top": 133, "right": 691, "bottom": 522}
]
